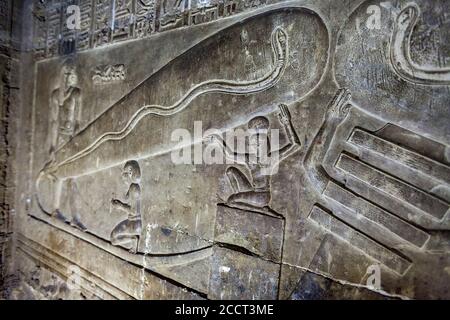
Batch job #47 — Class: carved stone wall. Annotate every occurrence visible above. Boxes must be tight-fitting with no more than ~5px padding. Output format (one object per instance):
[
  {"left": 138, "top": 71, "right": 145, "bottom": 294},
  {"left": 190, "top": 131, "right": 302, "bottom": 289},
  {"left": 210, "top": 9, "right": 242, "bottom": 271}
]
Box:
[
  {"left": 0, "top": 0, "right": 13, "bottom": 298},
  {"left": 2, "top": 0, "right": 450, "bottom": 299},
  {"left": 0, "top": 0, "right": 22, "bottom": 299}
]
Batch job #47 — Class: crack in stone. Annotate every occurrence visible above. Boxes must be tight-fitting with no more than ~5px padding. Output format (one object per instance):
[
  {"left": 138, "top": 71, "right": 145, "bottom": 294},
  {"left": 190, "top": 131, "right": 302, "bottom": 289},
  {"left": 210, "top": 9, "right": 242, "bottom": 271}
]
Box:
[
  {"left": 149, "top": 223, "right": 410, "bottom": 299},
  {"left": 280, "top": 261, "right": 411, "bottom": 300}
]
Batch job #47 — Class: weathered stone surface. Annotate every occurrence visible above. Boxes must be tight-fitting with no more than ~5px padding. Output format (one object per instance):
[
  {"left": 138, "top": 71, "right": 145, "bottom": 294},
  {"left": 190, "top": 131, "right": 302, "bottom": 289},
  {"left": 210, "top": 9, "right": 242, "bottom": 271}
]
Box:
[
  {"left": 288, "top": 269, "right": 391, "bottom": 300},
  {"left": 214, "top": 205, "right": 284, "bottom": 262},
  {"left": 0, "top": 0, "right": 18, "bottom": 299},
  {"left": 208, "top": 247, "right": 280, "bottom": 299},
  {"left": 0, "top": 0, "right": 449, "bottom": 300}
]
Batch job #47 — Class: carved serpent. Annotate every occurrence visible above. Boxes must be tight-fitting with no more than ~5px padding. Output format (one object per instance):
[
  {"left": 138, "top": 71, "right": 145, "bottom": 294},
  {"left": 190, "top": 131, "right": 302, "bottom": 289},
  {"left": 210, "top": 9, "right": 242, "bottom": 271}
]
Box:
[
  {"left": 53, "top": 27, "right": 289, "bottom": 170},
  {"left": 390, "top": 3, "right": 450, "bottom": 85}
]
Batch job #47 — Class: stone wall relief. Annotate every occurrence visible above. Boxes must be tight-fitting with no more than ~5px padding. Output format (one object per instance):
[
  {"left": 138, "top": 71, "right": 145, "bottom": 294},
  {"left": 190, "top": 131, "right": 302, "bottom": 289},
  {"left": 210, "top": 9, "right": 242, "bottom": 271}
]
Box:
[
  {"left": 34, "top": 23, "right": 289, "bottom": 250},
  {"left": 44, "top": 60, "right": 84, "bottom": 231},
  {"left": 32, "top": 0, "right": 47, "bottom": 58},
  {"left": 48, "top": 59, "right": 82, "bottom": 157},
  {"left": 286, "top": 0, "right": 450, "bottom": 298},
  {"left": 210, "top": 104, "right": 300, "bottom": 216},
  {"left": 18, "top": 264, "right": 74, "bottom": 299},
  {"left": 112, "top": 0, "right": 134, "bottom": 42},
  {"left": 77, "top": 0, "right": 95, "bottom": 51},
  {"left": 290, "top": 87, "right": 450, "bottom": 299},
  {"left": 92, "top": 0, "right": 113, "bottom": 47},
  {"left": 92, "top": 64, "right": 127, "bottom": 84},
  {"left": 390, "top": 2, "right": 450, "bottom": 85},
  {"left": 206, "top": 103, "right": 303, "bottom": 299},
  {"left": 47, "top": 3, "right": 62, "bottom": 57},
  {"left": 240, "top": 28, "right": 257, "bottom": 74},
  {"left": 135, "top": 0, "right": 157, "bottom": 37},
  {"left": 110, "top": 160, "right": 143, "bottom": 253},
  {"left": 334, "top": 0, "right": 450, "bottom": 142},
  {"left": 188, "top": 1, "right": 219, "bottom": 26},
  {"left": 19, "top": 0, "right": 450, "bottom": 300},
  {"left": 27, "top": 7, "right": 332, "bottom": 298}
]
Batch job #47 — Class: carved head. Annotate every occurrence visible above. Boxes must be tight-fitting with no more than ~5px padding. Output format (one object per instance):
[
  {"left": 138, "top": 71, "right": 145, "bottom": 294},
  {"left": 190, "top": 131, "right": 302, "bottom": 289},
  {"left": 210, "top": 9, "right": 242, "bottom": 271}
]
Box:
[
  {"left": 240, "top": 29, "right": 249, "bottom": 45},
  {"left": 122, "top": 160, "right": 141, "bottom": 184},
  {"left": 248, "top": 116, "right": 270, "bottom": 131},
  {"left": 60, "top": 59, "right": 78, "bottom": 89},
  {"left": 248, "top": 116, "right": 270, "bottom": 156},
  {"left": 64, "top": 66, "right": 78, "bottom": 88}
]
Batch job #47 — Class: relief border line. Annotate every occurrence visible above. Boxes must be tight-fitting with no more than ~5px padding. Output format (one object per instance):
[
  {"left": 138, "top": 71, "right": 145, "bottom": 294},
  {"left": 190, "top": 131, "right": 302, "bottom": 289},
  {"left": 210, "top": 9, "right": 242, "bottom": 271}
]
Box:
[{"left": 27, "top": 213, "right": 212, "bottom": 295}]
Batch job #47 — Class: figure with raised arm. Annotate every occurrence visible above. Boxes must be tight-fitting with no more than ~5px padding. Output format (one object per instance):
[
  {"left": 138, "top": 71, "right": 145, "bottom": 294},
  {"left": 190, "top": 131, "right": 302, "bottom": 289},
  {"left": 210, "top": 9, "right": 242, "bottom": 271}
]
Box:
[{"left": 208, "top": 104, "right": 300, "bottom": 214}]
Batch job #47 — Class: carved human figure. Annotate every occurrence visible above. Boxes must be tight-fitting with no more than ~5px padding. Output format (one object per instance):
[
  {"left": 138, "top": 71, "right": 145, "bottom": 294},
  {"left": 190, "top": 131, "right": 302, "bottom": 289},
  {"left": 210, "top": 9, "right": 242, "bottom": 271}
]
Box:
[
  {"left": 48, "top": 61, "right": 82, "bottom": 157},
  {"left": 162, "top": 0, "right": 184, "bottom": 13},
  {"left": 135, "top": 0, "right": 156, "bottom": 36},
  {"left": 208, "top": 104, "right": 300, "bottom": 213},
  {"left": 110, "top": 160, "right": 143, "bottom": 253},
  {"left": 49, "top": 177, "right": 87, "bottom": 231},
  {"left": 241, "top": 29, "right": 257, "bottom": 73},
  {"left": 42, "top": 64, "right": 86, "bottom": 230}
]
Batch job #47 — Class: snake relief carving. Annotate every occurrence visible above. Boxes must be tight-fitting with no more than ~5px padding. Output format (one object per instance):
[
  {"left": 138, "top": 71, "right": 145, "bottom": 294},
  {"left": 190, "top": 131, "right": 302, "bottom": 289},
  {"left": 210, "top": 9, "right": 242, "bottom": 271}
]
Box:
[
  {"left": 390, "top": 2, "right": 450, "bottom": 85},
  {"left": 49, "top": 27, "right": 289, "bottom": 170}
]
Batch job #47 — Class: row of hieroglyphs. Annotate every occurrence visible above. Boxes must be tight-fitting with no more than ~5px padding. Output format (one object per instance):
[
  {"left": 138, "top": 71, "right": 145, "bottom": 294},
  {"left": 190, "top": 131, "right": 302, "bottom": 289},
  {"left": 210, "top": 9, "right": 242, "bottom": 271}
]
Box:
[
  {"left": 32, "top": 0, "right": 450, "bottom": 84},
  {"left": 32, "top": 0, "right": 266, "bottom": 59},
  {"left": 92, "top": 64, "right": 126, "bottom": 84}
]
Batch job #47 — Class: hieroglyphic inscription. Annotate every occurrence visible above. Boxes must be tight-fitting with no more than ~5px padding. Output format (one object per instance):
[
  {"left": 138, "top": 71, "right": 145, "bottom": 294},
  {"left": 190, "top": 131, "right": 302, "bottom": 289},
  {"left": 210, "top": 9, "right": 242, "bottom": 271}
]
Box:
[
  {"left": 390, "top": 3, "right": 450, "bottom": 85},
  {"left": 92, "top": 0, "right": 113, "bottom": 47},
  {"left": 92, "top": 64, "right": 127, "bottom": 84},
  {"left": 31, "top": 0, "right": 267, "bottom": 59},
  {"left": 32, "top": 1, "right": 47, "bottom": 59},
  {"left": 60, "top": 0, "right": 83, "bottom": 55},
  {"left": 77, "top": 0, "right": 94, "bottom": 50},
  {"left": 112, "top": 0, "right": 134, "bottom": 42},
  {"left": 135, "top": 0, "right": 156, "bottom": 37},
  {"left": 46, "top": 3, "right": 62, "bottom": 57},
  {"left": 0, "top": 0, "right": 11, "bottom": 36},
  {"left": 303, "top": 88, "right": 449, "bottom": 277}
]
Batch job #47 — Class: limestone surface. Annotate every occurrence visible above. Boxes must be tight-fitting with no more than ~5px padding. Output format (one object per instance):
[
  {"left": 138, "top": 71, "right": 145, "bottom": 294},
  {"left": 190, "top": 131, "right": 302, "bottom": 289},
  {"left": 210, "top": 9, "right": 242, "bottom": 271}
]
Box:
[{"left": 0, "top": 0, "right": 449, "bottom": 300}]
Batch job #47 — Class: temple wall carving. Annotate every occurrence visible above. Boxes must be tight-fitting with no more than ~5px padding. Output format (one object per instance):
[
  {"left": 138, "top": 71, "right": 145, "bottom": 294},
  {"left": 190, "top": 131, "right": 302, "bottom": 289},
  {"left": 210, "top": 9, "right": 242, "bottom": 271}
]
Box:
[{"left": 1, "top": 0, "right": 449, "bottom": 300}]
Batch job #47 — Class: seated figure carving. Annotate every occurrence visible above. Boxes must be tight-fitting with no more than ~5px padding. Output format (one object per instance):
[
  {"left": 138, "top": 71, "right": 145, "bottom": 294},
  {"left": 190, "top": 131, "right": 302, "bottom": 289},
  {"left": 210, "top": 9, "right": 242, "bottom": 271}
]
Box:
[
  {"left": 110, "top": 160, "right": 143, "bottom": 253},
  {"left": 52, "top": 178, "right": 86, "bottom": 231},
  {"left": 208, "top": 104, "right": 300, "bottom": 215}
]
